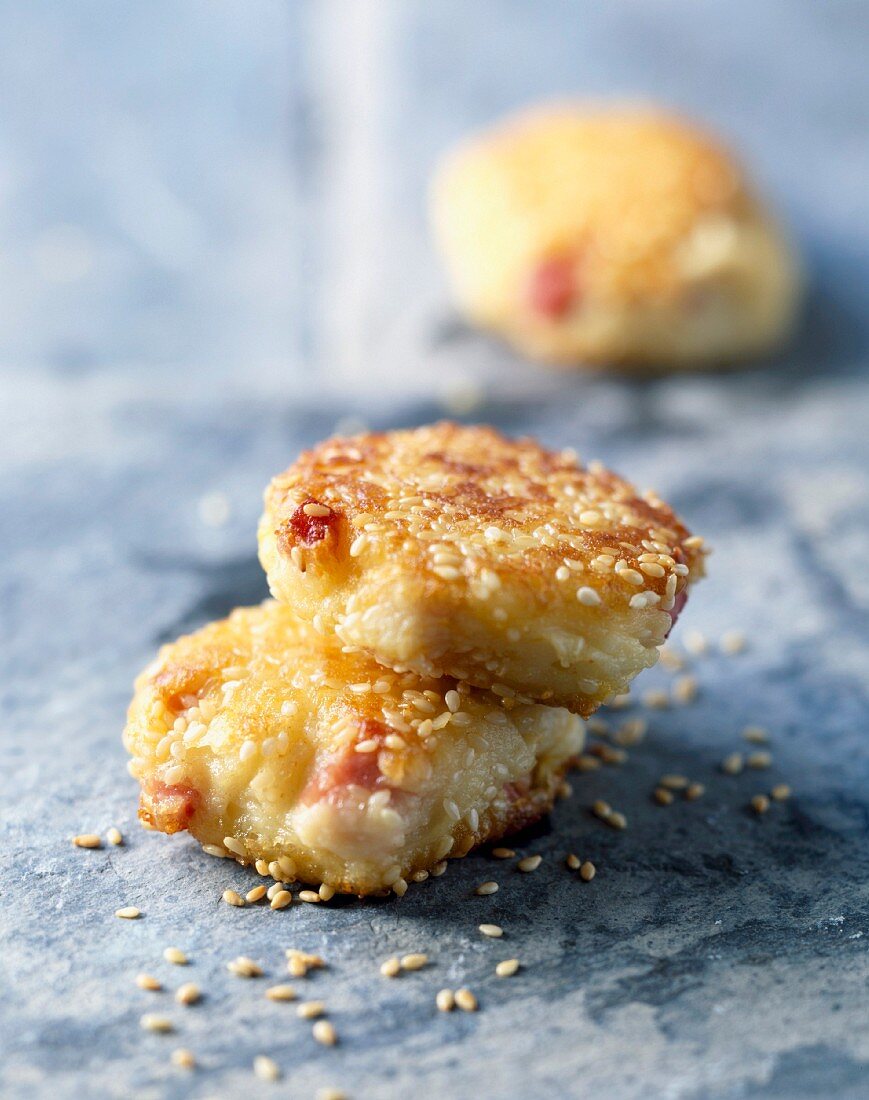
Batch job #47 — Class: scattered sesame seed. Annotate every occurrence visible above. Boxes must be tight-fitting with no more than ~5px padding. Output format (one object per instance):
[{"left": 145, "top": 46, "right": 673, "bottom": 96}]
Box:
[
  {"left": 175, "top": 983, "right": 201, "bottom": 1006},
  {"left": 400, "top": 954, "right": 428, "bottom": 971},
  {"left": 721, "top": 631, "right": 747, "bottom": 655},
  {"left": 747, "top": 751, "right": 773, "bottom": 769},
  {"left": 170, "top": 1048, "right": 195, "bottom": 1069},
  {"left": 591, "top": 800, "right": 611, "bottom": 818},
  {"left": 613, "top": 718, "right": 647, "bottom": 746},
  {"left": 106, "top": 827, "right": 123, "bottom": 846},
  {"left": 672, "top": 675, "right": 698, "bottom": 705},
  {"left": 222, "top": 889, "right": 245, "bottom": 908},
  {"left": 286, "top": 949, "right": 325, "bottom": 977},
  {"left": 223, "top": 836, "right": 246, "bottom": 857},
  {"left": 771, "top": 784, "right": 792, "bottom": 801},
  {"left": 140, "top": 1013, "right": 173, "bottom": 1033},
  {"left": 479, "top": 924, "right": 503, "bottom": 938},
  {"left": 270, "top": 890, "right": 293, "bottom": 910},
  {"left": 380, "top": 957, "right": 401, "bottom": 978},
  {"left": 202, "top": 844, "right": 228, "bottom": 858},
  {"left": 253, "top": 1055, "right": 281, "bottom": 1082},
  {"left": 492, "top": 847, "right": 515, "bottom": 860},
  {"left": 751, "top": 794, "right": 770, "bottom": 815},
  {"left": 136, "top": 973, "right": 162, "bottom": 991},
  {"left": 495, "top": 959, "right": 520, "bottom": 978},
  {"left": 299, "top": 890, "right": 321, "bottom": 904},
  {"left": 246, "top": 885, "right": 268, "bottom": 903},
  {"left": 163, "top": 947, "right": 188, "bottom": 966},
  {"left": 606, "top": 812, "right": 627, "bottom": 830},
  {"left": 685, "top": 631, "right": 708, "bottom": 656},
  {"left": 115, "top": 906, "right": 141, "bottom": 920},
  {"left": 565, "top": 853, "right": 581, "bottom": 870},
  {"left": 431, "top": 861, "right": 448, "bottom": 877},
  {"left": 476, "top": 880, "right": 499, "bottom": 895},
  {"left": 72, "top": 834, "right": 102, "bottom": 849},
  {"left": 392, "top": 878, "right": 408, "bottom": 898},
  {"left": 721, "top": 752, "right": 744, "bottom": 776},
  {"left": 579, "top": 861, "right": 596, "bottom": 882},
  {"left": 685, "top": 783, "right": 705, "bottom": 801},
  {"left": 297, "top": 1000, "right": 326, "bottom": 1019},
  {"left": 265, "top": 984, "right": 297, "bottom": 1002},
  {"left": 266, "top": 883, "right": 283, "bottom": 901},
  {"left": 743, "top": 726, "right": 770, "bottom": 744},
  {"left": 642, "top": 689, "right": 670, "bottom": 709},
  {"left": 454, "top": 988, "right": 478, "bottom": 1012},
  {"left": 319, "top": 884, "right": 336, "bottom": 901},
  {"left": 608, "top": 693, "right": 632, "bottom": 709},
  {"left": 517, "top": 855, "right": 542, "bottom": 873},
  {"left": 654, "top": 787, "right": 675, "bottom": 805},
  {"left": 574, "top": 753, "right": 602, "bottom": 772},
  {"left": 316, "top": 1089, "right": 347, "bottom": 1100},
  {"left": 436, "top": 989, "right": 455, "bottom": 1012},
  {"left": 659, "top": 774, "right": 689, "bottom": 790},
  {"left": 227, "top": 956, "right": 263, "bottom": 978},
  {"left": 312, "top": 1020, "right": 338, "bottom": 1046}
]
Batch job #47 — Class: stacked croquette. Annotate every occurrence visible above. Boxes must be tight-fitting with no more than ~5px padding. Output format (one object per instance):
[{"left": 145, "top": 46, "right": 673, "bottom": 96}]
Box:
[{"left": 125, "top": 423, "right": 706, "bottom": 895}]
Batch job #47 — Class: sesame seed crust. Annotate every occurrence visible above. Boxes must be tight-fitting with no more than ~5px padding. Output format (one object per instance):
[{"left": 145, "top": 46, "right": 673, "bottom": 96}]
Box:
[
  {"left": 123, "top": 600, "right": 584, "bottom": 896},
  {"left": 259, "top": 422, "right": 705, "bottom": 715}
]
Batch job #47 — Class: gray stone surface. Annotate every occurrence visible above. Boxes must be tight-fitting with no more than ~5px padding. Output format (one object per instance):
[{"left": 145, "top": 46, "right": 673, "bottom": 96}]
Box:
[{"left": 2, "top": 3, "right": 869, "bottom": 1098}]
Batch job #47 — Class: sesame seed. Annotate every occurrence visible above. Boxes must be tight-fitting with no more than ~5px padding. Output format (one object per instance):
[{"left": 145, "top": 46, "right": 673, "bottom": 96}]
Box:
[
  {"left": 751, "top": 794, "right": 770, "bottom": 815},
  {"left": 400, "top": 953, "right": 428, "bottom": 971},
  {"left": 246, "top": 885, "right": 268, "bottom": 903},
  {"left": 253, "top": 1055, "right": 281, "bottom": 1082},
  {"left": 266, "top": 882, "right": 283, "bottom": 901},
  {"left": 660, "top": 774, "right": 689, "bottom": 790},
  {"left": 106, "top": 827, "right": 123, "bottom": 846},
  {"left": 392, "top": 878, "right": 408, "bottom": 898},
  {"left": 175, "top": 983, "right": 201, "bottom": 1006},
  {"left": 642, "top": 689, "right": 670, "bottom": 709},
  {"left": 577, "top": 586, "right": 602, "bottom": 607},
  {"left": 672, "top": 675, "right": 698, "bottom": 704},
  {"left": 319, "top": 884, "right": 335, "bottom": 901},
  {"left": 743, "top": 726, "right": 770, "bottom": 744},
  {"left": 655, "top": 785, "right": 675, "bottom": 806},
  {"left": 380, "top": 956, "right": 401, "bottom": 978},
  {"left": 136, "top": 973, "right": 162, "bottom": 991},
  {"left": 297, "top": 1000, "right": 326, "bottom": 1019},
  {"left": 617, "top": 567, "right": 644, "bottom": 586},
  {"left": 574, "top": 754, "right": 601, "bottom": 772},
  {"left": 312, "top": 1020, "right": 338, "bottom": 1046},
  {"left": 227, "top": 956, "right": 262, "bottom": 978},
  {"left": 565, "top": 853, "right": 580, "bottom": 870},
  {"left": 685, "top": 783, "right": 705, "bottom": 801},
  {"left": 222, "top": 889, "right": 245, "bottom": 908},
  {"left": 72, "top": 834, "right": 102, "bottom": 849},
  {"left": 265, "top": 984, "right": 297, "bottom": 1001},
  {"left": 270, "top": 890, "right": 293, "bottom": 910},
  {"left": 476, "top": 880, "right": 499, "bottom": 895},
  {"left": 163, "top": 947, "right": 188, "bottom": 966},
  {"left": 431, "top": 861, "right": 448, "bottom": 877},
  {"left": 685, "top": 630, "right": 708, "bottom": 656},
  {"left": 479, "top": 924, "right": 503, "bottom": 938},
  {"left": 170, "top": 1048, "right": 195, "bottom": 1069},
  {"left": 721, "top": 631, "right": 747, "bottom": 655},
  {"left": 747, "top": 751, "right": 772, "bottom": 769},
  {"left": 299, "top": 890, "right": 321, "bottom": 904},
  {"left": 580, "top": 861, "right": 596, "bottom": 881},
  {"left": 115, "top": 906, "right": 141, "bottom": 920},
  {"left": 495, "top": 959, "right": 520, "bottom": 978},
  {"left": 303, "top": 502, "right": 331, "bottom": 517},
  {"left": 202, "top": 844, "right": 228, "bottom": 858},
  {"left": 592, "top": 800, "right": 611, "bottom": 818},
  {"left": 454, "top": 988, "right": 478, "bottom": 1012},
  {"left": 613, "top": 718, "right": 647, "bottom": 746},
  {"left": 140, "top": 1014, "right": 173, "bottom": 1033},
  {"left": 222, "top": 836, "right": 246, "bottom": 857},
  {"left": 606, "top": 812, "right": 627, "bottom": 830},
  {"left": 436, "top": 989, "right": 455, "bottom": 1012},
  {"left": 316, "top": 1089, "right": 347, "bottom": 1100},
  {"left": 721, "top": 752, "right": 744, "bottom": 776},
  {"left": 771, "top": 784, "right": 792, "bottom": 801},
  {"left": 517, "top": 855, "right": 542, "bottom": 873}
]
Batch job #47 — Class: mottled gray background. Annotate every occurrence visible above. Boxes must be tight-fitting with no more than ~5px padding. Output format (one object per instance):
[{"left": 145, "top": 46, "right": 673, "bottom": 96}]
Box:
[{"left": 2, "top": 2, "right": 868, "bottom": 1098}]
